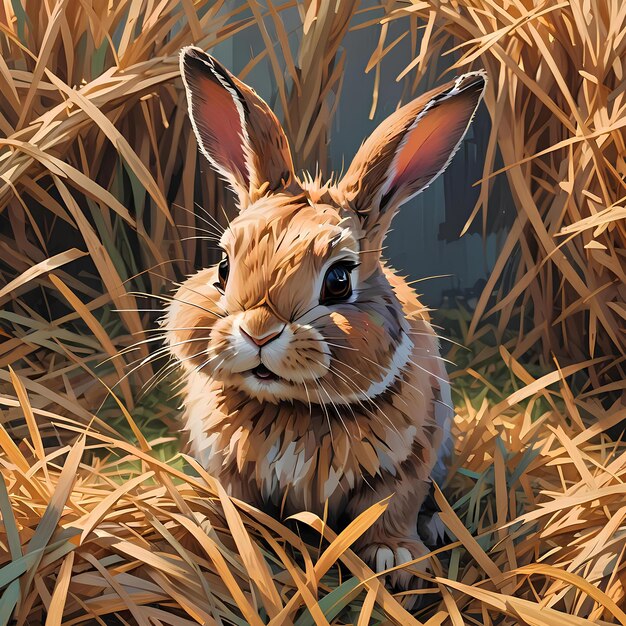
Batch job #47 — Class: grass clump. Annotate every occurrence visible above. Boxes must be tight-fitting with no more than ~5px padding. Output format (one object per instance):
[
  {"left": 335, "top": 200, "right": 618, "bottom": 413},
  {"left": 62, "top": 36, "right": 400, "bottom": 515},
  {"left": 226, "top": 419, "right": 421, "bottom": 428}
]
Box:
[{"left": 0, "top": 1, "right": 625, "bottom": 624}]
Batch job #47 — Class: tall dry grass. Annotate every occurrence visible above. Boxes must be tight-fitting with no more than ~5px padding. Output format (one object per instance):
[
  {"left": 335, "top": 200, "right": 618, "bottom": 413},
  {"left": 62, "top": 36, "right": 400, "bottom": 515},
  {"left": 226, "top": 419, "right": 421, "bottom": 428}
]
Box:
[
  {"left": 0, "top": 0, "right": 625, "bottom": 624},
  {"left": 2, "top": 327, "right": 626, "bottom": 624},
  {"left": 0, "top": 0, "right": 245, "bottom": 423},
  {"left": 378, "top": 0, "right": 626, "bottom": 387}
]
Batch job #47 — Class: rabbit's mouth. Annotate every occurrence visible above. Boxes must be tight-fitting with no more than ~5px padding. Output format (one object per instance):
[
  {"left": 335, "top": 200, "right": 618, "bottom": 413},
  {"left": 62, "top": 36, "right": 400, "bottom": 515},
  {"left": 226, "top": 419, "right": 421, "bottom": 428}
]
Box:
[{"left": 251, "top": 363, "right": 279, "bottom": 382}]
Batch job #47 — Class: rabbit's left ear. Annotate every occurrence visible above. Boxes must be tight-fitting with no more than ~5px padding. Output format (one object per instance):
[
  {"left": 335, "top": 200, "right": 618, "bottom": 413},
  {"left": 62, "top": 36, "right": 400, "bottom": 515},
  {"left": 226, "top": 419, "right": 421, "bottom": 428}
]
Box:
[
  {"left": 180, "top": 47, "right": 296, "bottom": 208},
  {"left": 338, "top": 72, "right": 486, "bottom": 246}
]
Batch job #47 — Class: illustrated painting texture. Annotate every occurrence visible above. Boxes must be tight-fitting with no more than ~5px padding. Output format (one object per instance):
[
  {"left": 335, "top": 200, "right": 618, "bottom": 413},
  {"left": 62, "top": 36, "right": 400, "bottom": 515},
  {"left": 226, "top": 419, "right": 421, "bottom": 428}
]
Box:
[{"left": 1, "top": 2, "right": 625, "bottom": 624}]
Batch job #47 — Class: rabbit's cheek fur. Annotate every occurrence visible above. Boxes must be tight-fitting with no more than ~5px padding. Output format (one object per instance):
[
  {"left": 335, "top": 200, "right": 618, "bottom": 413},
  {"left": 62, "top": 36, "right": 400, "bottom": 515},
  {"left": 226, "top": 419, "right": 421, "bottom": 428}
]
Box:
[
  {"left": 204, "top": 313, "right": 332, "bottom": 402},
  {"left": 330, "top": 330, "right": 414, "bottom": 403},
  {"left": 260, "top": 325, "right": 331, "bottom": 382}
]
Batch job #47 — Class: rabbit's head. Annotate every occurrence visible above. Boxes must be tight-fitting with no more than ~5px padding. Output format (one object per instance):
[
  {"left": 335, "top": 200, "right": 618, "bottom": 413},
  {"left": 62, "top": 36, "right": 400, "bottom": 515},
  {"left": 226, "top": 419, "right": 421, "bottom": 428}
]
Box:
[{"left": 165, "top": 47, "right": 485, "bottom": 405}]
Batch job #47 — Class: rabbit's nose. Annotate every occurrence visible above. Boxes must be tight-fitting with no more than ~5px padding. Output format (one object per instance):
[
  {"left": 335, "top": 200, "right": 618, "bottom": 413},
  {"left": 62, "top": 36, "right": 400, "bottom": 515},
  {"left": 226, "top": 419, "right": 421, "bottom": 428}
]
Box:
[{"left": 240, "top": 326, "right": 284, "bottom": 347}]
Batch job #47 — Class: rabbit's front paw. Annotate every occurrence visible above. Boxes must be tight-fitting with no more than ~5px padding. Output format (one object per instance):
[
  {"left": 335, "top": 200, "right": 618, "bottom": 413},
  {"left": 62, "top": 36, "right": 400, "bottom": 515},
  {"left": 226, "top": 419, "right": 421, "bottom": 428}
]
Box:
[{"left": 360, "top": 538, "right": 432, "bottom": 596}]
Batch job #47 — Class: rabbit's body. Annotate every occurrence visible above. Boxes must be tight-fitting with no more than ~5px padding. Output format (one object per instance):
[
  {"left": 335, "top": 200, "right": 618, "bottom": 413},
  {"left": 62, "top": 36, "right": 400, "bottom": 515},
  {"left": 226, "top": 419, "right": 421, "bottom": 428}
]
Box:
[
  {"left": 166, "top": 47, "right": 485, "bottom": 595},
  {"left": 179, "top": 262, "right": 451, "bottom": 520}
]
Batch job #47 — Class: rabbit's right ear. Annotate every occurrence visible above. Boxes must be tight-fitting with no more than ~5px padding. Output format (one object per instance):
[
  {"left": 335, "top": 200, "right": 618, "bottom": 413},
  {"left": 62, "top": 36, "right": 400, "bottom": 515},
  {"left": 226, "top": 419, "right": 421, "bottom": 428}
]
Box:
[
  {"left": 338, "top": 72, "right": 486, "bottom": 250},
  {"left": 180, "top": 47, "right": 296, "bottom": 208}
]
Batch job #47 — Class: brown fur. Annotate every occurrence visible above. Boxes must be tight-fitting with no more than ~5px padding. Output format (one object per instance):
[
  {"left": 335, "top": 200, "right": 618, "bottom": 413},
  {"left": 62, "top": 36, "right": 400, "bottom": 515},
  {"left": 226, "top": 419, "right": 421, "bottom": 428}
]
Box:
[{"left": 166, "top": 47, "right": 486, "bottom": 596}]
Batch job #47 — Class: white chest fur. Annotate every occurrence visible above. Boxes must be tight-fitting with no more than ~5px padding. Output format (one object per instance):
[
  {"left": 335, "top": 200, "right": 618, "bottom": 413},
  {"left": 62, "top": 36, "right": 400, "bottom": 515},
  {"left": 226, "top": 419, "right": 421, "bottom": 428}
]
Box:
[{"left": 181, "top": 370, "right": 421, "bottom": 512}]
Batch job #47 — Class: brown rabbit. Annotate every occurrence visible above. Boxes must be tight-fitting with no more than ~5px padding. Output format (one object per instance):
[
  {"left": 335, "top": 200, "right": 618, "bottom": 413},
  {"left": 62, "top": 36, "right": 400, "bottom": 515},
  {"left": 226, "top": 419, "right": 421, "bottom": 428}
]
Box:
[{"left": 165, "top": 46, "right": 485, "bottom": 593}]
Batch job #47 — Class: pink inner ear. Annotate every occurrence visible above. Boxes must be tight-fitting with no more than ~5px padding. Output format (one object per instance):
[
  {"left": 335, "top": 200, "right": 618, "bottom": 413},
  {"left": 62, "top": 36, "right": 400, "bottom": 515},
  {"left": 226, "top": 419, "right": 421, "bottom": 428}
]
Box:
[
  {"left": 391, "top": 95, "right": 478, "bottom": 192},
  {"left": 190, "top": 72, "right": 248, "bottom": 186}
]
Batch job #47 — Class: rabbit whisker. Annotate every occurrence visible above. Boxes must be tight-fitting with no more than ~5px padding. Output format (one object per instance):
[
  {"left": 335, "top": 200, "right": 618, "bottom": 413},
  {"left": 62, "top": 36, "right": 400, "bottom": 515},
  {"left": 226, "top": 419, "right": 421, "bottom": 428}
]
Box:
[
  {"left": 172, "top": 201, "right": 226, "bottom": 236},
  {"left": 325, "top": 355, "right": 408, "bottom": 437},
  {"left": 129, "top": 291, "right": 226, "bottom": 320},
  {"left": 314, "top": 357, "right": 403, "bottom": 439},
  {"left": 176, "top": 223, "right": 223, "bottom": 237},
  {"left": 316, "top": 375, "right": 356, "bottom": 441},
  {"left": 138, "top": 326, "right": 215, "bottom": 334},
  {"left": 407, "top": 329, "right": 466, "bottom": 350},
  {"left": 180, "top": 235, "right": 222, "bottom": 243},
  {"left": 329, "top": 351, "right": 410, "bottom": 410},
  {"left": 407, "top": 359, "right": 449, "bottom": 385},
  {"left": 100, "top": 334, "right": 166, "bottom": 364},
  {"left": 123, "top": 337, "right": 209, "bottom": 369},
  {"left": 308, "top": 370, "right": 334, "bottom": 448}
]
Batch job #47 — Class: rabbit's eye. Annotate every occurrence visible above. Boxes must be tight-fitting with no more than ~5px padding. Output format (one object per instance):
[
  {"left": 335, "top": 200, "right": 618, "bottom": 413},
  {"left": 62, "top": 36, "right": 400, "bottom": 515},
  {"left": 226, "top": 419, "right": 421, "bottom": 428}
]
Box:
[
  {"left": 321, "top": 263, "right": 354, "bottom": 304},
  {"left": 214, "top": 256, "right": 229, "bottom": 293}
]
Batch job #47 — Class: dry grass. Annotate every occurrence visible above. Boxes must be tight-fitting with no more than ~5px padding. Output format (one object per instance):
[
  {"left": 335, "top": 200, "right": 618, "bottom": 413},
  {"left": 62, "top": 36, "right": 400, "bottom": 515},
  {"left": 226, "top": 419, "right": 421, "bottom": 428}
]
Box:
[
  {"left": 2, "top": 331, "right": 626, "bottom": 624},
  {"left": 377, "top": 0, "right": 626, "bottom": 386},
  {"left": 0, "top": 0, "right": 625, "bottom": 624}
]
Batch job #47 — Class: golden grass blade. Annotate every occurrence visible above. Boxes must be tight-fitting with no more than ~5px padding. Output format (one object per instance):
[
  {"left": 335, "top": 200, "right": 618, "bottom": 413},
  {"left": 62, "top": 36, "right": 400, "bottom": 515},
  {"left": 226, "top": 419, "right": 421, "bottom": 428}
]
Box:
[
  {"left": 81, "top": 552, "right": 152, "bottom": 626},
  {"left": 0, "top": 248, "right": 86, "bottom": 303},
  {"left": 147, "top": 568, "right": 218, "bottom": 626},
  {"left": 215, "top": 482, "right": 283, "bottom": 618},
  {"left": 490, "top": 358, "right": 607, "bottom": 415},
  {"left": 16, "top": 0, "right": 68, "bottom": 130},
  {"left": 78, "top": 471, "right": 155, "bottom": 543},
  {"left": 291, "top": 496, "right": 391, "bottom": 585},
  {"left": 356, "top": 585, "right": 378, "bottom": 626},
  {"left": 48, "top": 274, "right": 133, "bottom": 408},
  {"left": 52, "top": 175, "right": 146, "bottom": 347},
  {"left": 433, "top": 484, "right": 502, "bottom": 585},
  {"left": 0, "top": 140, "right": 136, "bottom": 226},
  {"left": 45, "top": 69, "right": 173, "bottom": 225},
  {"left": 259, "top": 527, "right": 331, "bottom": 626},
  {"left": 0, "top": 420, "right": 31, "bottom": 474},
  {"left": 141, "top": 511, "right": 222, "bottom": 622},
  {"left": 8, "top": 366, "right": 50, "bottom": 488},
  {"left": 437, "top": 577, "right": 610, "bottom": 626},
  {"left": 438, "top": 585, "right": 464, "bottom": 626},
  {"left": 44, "top": 551, "right": 74, "bottom": 626},
  {"left": 19, "top": 437, "right": 84, "bottom": 610},
  {"left": 288, "top": 510, "right": 423, "bottom": 626},
  {"left": 513, "top": 564, "right": 626, "bottom": 624},
  {"left": 166, "top": 512, "right": 266, "bottom": 626}
]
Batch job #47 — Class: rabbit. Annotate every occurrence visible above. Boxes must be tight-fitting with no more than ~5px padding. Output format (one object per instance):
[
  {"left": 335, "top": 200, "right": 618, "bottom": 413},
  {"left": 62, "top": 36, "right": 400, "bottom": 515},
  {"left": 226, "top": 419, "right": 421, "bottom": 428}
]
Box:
[{"left": 165, "top": 46, "right": 486, "bottom": 595}]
